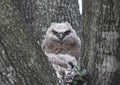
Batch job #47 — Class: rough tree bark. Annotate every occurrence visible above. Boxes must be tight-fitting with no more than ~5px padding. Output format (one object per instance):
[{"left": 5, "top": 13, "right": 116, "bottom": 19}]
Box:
[
  {"left": 0, "top": 0, "right": 81, "bottom": 85},
  {"left": 0, "top": 0, "right": 58, "bottom": 85},
  {"left": 82, "top": 0, "right": 120, "bottom": 85}
]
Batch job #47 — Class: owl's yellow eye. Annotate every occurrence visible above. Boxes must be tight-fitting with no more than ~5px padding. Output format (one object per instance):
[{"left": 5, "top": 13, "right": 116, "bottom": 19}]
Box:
[{"left": 52, "top": 30, "right": 58, "bottom": 35}]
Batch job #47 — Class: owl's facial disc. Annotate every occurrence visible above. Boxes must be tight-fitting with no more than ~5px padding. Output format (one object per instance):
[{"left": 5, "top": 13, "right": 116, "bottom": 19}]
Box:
[
  {"left": 52, "top": 30, "right": 71, "bottom": 42},
  {"left": 52, "top": 30, "right": 64, "bottom": 41}
]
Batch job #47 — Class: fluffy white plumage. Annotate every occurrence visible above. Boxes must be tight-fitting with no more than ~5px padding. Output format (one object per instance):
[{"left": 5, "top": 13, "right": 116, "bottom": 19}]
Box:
[
  {"left": 41, "top": 22, "right": 81, "bottom": 83},
  {"left": 45, "top": 53, "right": 77, "bottom": 70}
]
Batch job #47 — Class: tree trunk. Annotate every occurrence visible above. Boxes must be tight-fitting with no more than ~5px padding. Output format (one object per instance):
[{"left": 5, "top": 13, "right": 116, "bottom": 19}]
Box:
[
  {"left": 0, "top": 0, "right": 59, "bottom": 85},
  {"left": 82, "top": 0, "right": 120, "bottom": 85},
  {"left": 0, "top": 0, "right": 81, "bottom": 85}
]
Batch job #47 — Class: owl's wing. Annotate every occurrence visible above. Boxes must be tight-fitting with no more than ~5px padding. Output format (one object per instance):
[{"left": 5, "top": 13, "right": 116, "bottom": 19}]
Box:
[
  {"left": 46, "top": 53, "right": 68, "bottom": 69},
  {"left": 58, "top": 54, "right": 78, "bottom": 69}
]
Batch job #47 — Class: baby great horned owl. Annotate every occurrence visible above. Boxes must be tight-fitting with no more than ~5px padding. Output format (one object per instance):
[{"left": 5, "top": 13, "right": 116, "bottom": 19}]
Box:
[
  {"left": 41, "top": 22, "right": 81, "bottom": 82},
  {"left": 42, "top": 22, "right": 80, "bottom": 58}
]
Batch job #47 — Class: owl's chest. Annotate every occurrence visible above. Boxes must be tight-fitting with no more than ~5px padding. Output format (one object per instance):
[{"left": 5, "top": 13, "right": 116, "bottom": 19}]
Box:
[{"left": 47, "top": 41, "right": 77, "bottom": 54}]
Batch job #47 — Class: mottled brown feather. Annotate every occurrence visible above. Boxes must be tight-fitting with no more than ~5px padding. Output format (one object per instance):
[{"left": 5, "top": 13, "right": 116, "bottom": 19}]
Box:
[{"left": 43, "top": 39, "right": 80, "bottom": 60}]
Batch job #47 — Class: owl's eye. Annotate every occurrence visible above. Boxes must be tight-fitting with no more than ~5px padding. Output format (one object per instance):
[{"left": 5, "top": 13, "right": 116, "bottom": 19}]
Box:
[
  {"left": 64, "top": 30, "right": 71, "bottom": 35},
  {"left": 52, "top": 30, "right": 58, "bottom": 35}
]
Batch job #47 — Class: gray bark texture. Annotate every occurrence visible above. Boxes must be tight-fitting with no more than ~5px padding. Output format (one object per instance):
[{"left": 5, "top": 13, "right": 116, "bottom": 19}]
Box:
[
  {"left": 0, "top": 0, "right": 58, "bottom": 85},
  {"left": 0, "top": 0, "right": 81, "bottom": 85},
  {"left": 81, "top": 0, "right": 120, "bottom": 85}
]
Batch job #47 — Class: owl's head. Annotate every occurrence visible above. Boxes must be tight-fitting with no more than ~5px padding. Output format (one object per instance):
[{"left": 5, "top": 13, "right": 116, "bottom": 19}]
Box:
[{"left": 46, "top": 22, "right": 78, "bottom": 43}]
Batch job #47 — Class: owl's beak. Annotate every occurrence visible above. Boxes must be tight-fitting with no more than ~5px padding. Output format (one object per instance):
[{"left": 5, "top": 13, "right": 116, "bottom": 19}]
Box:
[{"left": 58, "top": 33, "right": 64, "bottom": 41}]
